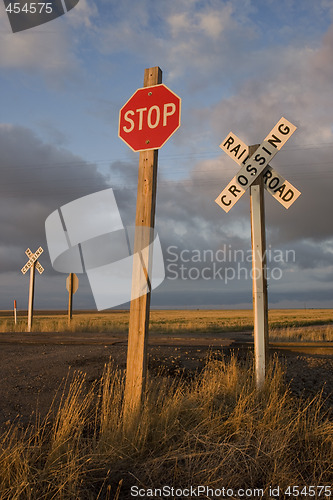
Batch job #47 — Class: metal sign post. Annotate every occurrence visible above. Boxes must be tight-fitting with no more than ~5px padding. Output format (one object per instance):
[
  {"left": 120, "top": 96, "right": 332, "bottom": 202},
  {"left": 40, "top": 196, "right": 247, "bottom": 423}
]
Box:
[
  {"left": 14, "top": 299, "right": 17, "bottom": 326},
  {"left": 249, "top": 145, "right": 268, "bottom": 388},
  {"left": 66, "top": 273, "right": 79, "bottom": 324},
  {"left": 21, "top": 247, "right": 44, "bottom": 332},
  {"left": 119, "top": 67, "right": 181, "bottom": 417},
  {"left": 215, "top": 118, "right": 300, "bottom": 389}
]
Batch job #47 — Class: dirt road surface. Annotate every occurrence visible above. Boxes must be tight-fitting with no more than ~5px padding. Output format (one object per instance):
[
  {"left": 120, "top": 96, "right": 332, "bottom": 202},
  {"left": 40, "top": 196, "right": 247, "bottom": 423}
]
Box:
[{"left": 0, "top": 330, "right": 332, "bottom": 429}]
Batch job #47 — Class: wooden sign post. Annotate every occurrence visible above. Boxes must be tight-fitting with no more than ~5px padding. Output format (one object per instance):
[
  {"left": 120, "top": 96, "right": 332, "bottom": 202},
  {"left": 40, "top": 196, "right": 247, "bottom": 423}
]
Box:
[
  {"left": 28, "top": 261, "right": 36, "bottom": 332},
  {"left": 21, "top": 247, "right": 44, "bottom": 332},
  {"left": 125, "top": 67, "right": 162, "bottom": 418},
  {"left": 66, "top": 273, "right": 79, "bottom": 324},
  {"left": 119, "top": 67, "right": 181, "bottom": 417},
  {"left": 215, "top": 119, "right": 300, "bottom": 389}
]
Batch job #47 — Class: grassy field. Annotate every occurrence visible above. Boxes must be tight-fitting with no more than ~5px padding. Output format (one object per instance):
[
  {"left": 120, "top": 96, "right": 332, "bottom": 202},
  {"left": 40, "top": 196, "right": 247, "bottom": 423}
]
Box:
[
  {"left": 0, "top": 355, "right": 332, "bottom": 499},
  {"left": 1, "top": 308, "right": 333, "bottom": 341},
  {"left": 0, "top": 310, "right": 332, "bottom": 498}
]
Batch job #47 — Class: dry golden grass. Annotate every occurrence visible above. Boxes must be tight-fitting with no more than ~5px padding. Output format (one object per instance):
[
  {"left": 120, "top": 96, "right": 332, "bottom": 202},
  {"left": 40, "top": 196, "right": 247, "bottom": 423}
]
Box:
[
  {"left": 270, "top": 325, "right": 333, "bottom": 342},
  {"left": 1, "top": 309, "right": 332, "bottom": 337},
  {"left": 0, "top": 355, "right": 332, "bottom": 499}
]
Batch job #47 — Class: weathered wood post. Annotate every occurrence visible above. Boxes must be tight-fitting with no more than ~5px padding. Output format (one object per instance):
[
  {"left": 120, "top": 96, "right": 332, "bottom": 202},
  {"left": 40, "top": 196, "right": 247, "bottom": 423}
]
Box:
[
  {"left": 118, "top": 67, "right": 181, "bottom": 418},
  {"left": 124, "top": 67, "right": 162, "bottom": 418},
  {"left": 21, "top": 247, "right": 44, "bottom": 333},
  {"left": 66, "top": 273, "right": 78, "bottom": 325},
  {"left": 68, "top": 272, "right": 73, "bottom": 324},
  {"left": 27, "top": 261, "right": 36, "bottom": 332}
]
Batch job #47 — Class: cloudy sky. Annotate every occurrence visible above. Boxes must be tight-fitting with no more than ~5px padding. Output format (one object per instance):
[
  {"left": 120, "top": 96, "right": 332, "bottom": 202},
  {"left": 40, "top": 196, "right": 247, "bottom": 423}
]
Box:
[{"left": 0, "top": 0, "right": 333, "bottom": 311}]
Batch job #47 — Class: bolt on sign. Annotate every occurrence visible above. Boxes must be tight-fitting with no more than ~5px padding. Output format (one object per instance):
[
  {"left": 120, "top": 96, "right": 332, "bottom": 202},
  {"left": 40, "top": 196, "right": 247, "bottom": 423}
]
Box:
[
  {"left": 119, "top": 83, "right": 181, "bottom": 151},
  {"left": 214, "top": 117, "right": 300, "bottom": 389}
]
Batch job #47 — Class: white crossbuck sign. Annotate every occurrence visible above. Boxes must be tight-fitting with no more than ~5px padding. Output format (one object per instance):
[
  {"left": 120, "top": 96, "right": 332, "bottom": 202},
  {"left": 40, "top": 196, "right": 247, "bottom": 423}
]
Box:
[
  {"left": 21, "top": 247, "right": 44, "bottom": 275},
  {"left": 215, "top": 117, "right": 301, "bottom": 212}
]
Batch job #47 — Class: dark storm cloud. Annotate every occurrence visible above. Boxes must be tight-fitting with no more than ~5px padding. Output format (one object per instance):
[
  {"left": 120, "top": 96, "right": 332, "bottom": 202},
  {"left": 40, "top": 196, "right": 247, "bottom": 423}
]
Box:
[
  {"left": 0, "top": 124, "right": 108, "bottom": 272},
  {"left": 1, "top": 118, "right": 332, "bottom": 309}
]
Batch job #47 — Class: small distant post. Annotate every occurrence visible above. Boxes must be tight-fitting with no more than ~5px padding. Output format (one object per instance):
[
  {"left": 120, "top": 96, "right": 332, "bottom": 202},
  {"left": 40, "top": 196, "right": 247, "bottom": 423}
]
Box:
[
  {"left": 13, "top": 299, "right": 17, "bottom": 325},
  {"left": 21, "top": 247, "right": 44, "bottom": 332},
  {"left": 66, "top": 273, "right": 79, "bottom": 325}
]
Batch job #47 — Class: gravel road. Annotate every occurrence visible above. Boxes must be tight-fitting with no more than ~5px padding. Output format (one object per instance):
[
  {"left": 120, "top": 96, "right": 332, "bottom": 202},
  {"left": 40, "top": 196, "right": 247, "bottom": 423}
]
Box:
[{"left": 0, "top": 331, "right": 332, "bottom": 429}]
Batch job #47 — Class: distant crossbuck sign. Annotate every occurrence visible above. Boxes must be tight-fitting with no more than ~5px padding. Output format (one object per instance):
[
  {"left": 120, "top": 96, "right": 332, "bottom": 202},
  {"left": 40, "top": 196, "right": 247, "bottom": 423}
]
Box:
[
  {"left": 215, "top": 117, "right": 300, "bottom": 212},
  {"left": 21, "top": 247, "right": 44, "bottom": 275}
]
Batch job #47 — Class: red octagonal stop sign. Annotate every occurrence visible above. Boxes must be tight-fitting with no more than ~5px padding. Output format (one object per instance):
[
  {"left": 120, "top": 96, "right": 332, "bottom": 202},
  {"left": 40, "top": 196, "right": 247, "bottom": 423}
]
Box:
[{"left": 119, "top": 84, "right": 181, "bottom": 152}]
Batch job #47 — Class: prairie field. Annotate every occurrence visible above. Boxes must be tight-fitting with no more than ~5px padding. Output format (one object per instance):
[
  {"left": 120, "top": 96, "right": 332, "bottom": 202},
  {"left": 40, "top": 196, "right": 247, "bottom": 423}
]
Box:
[
  {"left": 0, "top": 355, "right": 332, "bottom": 499},
  {"left": 0, "top": 309, "right": 332, "bottom": 499},
  {"left": 1, "top": 308, "right": 333, "bottom": 341}
]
